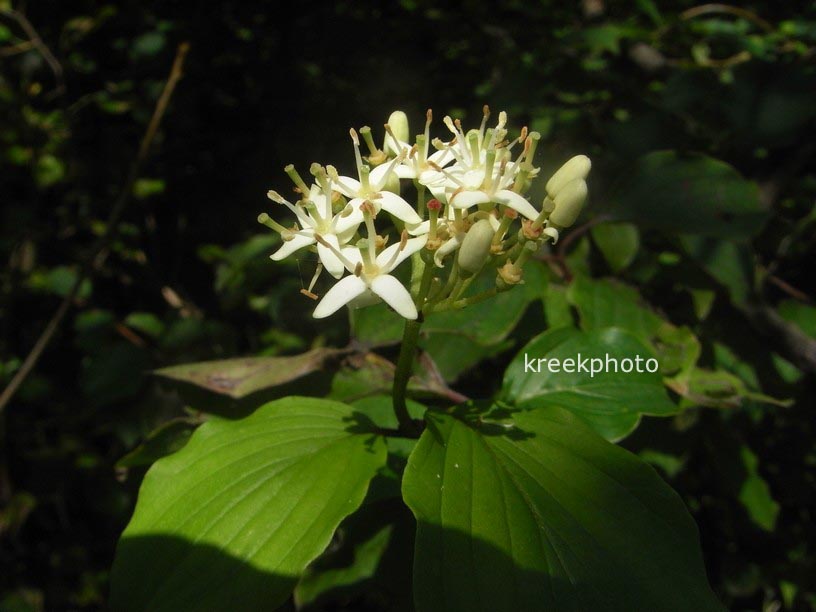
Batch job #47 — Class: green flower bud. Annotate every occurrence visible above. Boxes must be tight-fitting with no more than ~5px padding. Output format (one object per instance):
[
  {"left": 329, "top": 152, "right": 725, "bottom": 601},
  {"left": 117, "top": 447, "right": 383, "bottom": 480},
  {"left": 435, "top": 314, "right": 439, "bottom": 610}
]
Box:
[
  {"left": 545, "top": 154, "right": 591, "bottom": 198},
  {"left": 549, "top": 178, "right": 587, "bottom": 228},
  {"left": 457, "top": 219, "right": 495, "bottom": 276},
  {"left": 385, "top": 111, "right": 410, "bottom": 153}
]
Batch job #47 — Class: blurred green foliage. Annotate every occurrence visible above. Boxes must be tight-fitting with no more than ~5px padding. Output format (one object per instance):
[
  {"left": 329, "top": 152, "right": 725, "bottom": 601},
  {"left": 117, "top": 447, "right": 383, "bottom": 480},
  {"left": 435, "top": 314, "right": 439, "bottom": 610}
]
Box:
[{"left": 1, "top": 0, "right": 815, "bottom": 609}]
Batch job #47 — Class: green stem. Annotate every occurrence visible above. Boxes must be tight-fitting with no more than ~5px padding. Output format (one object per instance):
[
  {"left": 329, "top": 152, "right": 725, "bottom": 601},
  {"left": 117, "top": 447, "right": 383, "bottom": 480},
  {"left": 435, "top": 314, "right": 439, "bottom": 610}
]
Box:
[
  {"left": 392, "top": 252, "right": 435, "bottom": 436},
  {"left": 392, "top": 318, "right": 422, "bottom": 436}
]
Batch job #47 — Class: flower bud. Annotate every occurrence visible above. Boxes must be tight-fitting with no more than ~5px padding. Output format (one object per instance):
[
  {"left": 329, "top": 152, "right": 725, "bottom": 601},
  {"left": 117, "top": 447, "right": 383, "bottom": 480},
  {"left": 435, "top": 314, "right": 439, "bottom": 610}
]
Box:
[
  {"left": 545, "top": 154, "right": 591, "bottom": 198},
  {"left": 549, "top": 178, "right": 587, "bottom": 228},
  {"left": 385, "top": 110, "right": 410, "bottom": 153},
  {"left": 457, "top": 218, "right": 495, "bottom": 276}
]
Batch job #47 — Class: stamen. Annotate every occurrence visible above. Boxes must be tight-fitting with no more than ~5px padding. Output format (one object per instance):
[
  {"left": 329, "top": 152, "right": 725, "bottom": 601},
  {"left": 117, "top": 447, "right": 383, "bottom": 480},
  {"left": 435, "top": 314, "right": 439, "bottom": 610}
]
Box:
[
  {"left": 372, "top": 148, "right": 406, "bottom": 190},
  {"left": 428, "top": 161, "right": 465, "bottom": 187},
  {"left": 424, "top": 109, "right": 433, "bottom": 158},
  {"left": 314, "top": 234, "right": 359, "bottom": 271},
  {"left": 300, "top": 289, "right": 319, "bottom": 300},
  {"left": 361, "top": 200, "right": 378, "bottom": 262},
  {"left": 350, "top": 128, "right": 365, "bottom": 182},
  {"left": 354, "top": 262, "right": 363, "bottom": 276},
  {"left": 383, "top": 230, "right": 408, "bottom": 271},
  {"left": 518, "top": 126, "right": 528, "bottom": 144},
  {"left": 479, "top": 104, "right": 490, "bottom": 143},
  {"left": 267, "top": 190, "right": 310, "bottom": 223},
  {"left": 305, "top": 262, "right": 323, "bottom": 294}
]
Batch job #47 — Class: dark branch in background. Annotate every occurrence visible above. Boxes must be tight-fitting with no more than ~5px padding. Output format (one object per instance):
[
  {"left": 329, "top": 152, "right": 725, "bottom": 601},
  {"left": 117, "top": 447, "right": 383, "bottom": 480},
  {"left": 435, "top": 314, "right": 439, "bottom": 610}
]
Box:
[
  {"left": 0, "top": 42, "right": 191, "bottom": 415},
  {"left": 0, "top": 6, "right": 65, "bottom": 96},
  {"left": 741, "top": 301, "right": 816, "bottom": 375}
]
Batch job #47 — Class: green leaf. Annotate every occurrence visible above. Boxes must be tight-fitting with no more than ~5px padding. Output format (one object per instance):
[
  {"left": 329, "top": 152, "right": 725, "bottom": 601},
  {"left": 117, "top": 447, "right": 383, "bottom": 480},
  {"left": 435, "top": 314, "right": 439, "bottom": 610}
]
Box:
[
  {"left": 503, "top": 327, "right": 676, "bottom": 440},
  {"left": 680, "top": 235, "right": 753, "bottom": 304},
  {"left": 420, "top": 332, "right": 511, "bottom": 382},
  {"left": 591, "top": 222, "right": 640, "bottom": 273},
  {"left": 154, "top": 348, "right": 346, "bottom": 399},
  {"left": 778, "top": 299, "right": 816, "bottom": 339},
  {"left": 402, "top": 406, "right": 723, "bottom": 612},
  {"left": 110, "top": 397, "right": 386, "bottom": 612},
  {"left": 115, "top": 417, "right": 199, "bottom": 469},
  {"left": 567, "top": 275, "right": 663, "bottom": 344},
  {"left": 738, "top": 446, "right": 779, "bottom": 532},
  {"left": 295, "top": 524, "right": 393, "bottom": 608},
  {"left": 609, "top": 151, "right": 768, "bottom": 239},
  {"left": 542, "top": 283, "right": 574, "bottom": 329},
  {"left": 124, "top": 312, "right": 165, "bottom": 338}
]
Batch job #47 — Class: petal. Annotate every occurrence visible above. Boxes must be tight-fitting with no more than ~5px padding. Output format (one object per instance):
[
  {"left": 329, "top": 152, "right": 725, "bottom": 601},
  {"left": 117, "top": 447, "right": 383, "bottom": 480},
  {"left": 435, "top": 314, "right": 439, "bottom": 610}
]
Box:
[
  {"left": 373, "top": 191, "right": 422, "bottom": 225},
  {"left": 407, "top": 220, "right": 430, "bottom": 236},
  {"left": 433, "top": 234, "right": 462, "bottom": 268},
  {"left": 369, "top": 163, "right": 396, "bottom": 190},
  {"left": 313, "top": 275, "right": 367, "bottom": 318},
  {"left": 428, "top": 149, "right": 454, "bottom": 167},
  {"left": 334, "top": 175, "right": 361, "bottom": 198},
  {"left": 395, "top": 165, "right": 418, "bottom": 179},
  {"left": 494, "top": 189, "right": 539, "bottom": 220},
  {"left": 333, "top": 204, "right": 364, "bottom": 235},
  {"left": 450, "top": 189, "right": 490, "bottom": 209},
  {"left": 270, "top": 232, "right": 315, "bottom": 260},
  {"left": 376, "top": 234, "right": 428, "bottom": 271},
  {"left": 316, "top": 234, "right": 346, "bottom": 278},
  {"left": 370, "top": 275, "right": 417, "bottom": 319}
]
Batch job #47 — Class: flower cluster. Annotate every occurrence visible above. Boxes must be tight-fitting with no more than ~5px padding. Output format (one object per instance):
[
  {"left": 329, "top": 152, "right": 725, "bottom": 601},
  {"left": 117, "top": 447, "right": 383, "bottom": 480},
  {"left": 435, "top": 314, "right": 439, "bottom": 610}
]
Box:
[{"left": 259, "top": 107, "right": 590, "bottom": 320}]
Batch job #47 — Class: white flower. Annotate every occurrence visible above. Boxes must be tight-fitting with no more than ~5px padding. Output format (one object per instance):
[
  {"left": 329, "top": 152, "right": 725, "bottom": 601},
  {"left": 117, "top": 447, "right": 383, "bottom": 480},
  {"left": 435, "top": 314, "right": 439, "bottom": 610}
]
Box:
[
  {"left": 313, "top": 234, "right": 427, "bottom": 320},
  {"left": 437, "top": 111, "right": 540, "bottom": 220},
  {"left": 331, "top": 129, "right": 424, "bottom": 229},
  {"left": 265, "top": 183, "right": 363, "bottom": 279},
  {"left": 388, "top": 109, "right": 454, "bottom": 201}
]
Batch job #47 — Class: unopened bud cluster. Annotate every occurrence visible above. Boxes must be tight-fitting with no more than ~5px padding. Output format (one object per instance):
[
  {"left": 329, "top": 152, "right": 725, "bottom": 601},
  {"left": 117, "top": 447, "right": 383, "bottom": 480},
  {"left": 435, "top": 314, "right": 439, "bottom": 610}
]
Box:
[{"left": 258, "top": 106, "right": 590, "bottom": 320}]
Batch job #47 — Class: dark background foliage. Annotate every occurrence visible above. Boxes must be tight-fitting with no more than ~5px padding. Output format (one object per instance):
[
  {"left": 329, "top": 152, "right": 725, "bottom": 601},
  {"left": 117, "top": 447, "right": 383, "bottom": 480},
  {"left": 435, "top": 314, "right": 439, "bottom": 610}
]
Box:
[{"left": 1, "top": 0, "right": 815, "bottom": 609}]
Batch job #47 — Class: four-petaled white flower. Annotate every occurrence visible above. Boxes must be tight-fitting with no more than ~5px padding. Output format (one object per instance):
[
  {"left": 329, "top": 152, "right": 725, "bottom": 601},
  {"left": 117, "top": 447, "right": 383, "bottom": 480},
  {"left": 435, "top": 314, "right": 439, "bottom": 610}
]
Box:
[
  {"left": 435, "top": 110, "right": 540, "bottom": 220},
  {"left": 266, "top": 184, "right": 364, "bottom": 279},
  {"left": 331, "top": 129, "right": 425, "bottom": 230},
  {"left": 313, "top": 234, "right": 428, "bottom": 320}
]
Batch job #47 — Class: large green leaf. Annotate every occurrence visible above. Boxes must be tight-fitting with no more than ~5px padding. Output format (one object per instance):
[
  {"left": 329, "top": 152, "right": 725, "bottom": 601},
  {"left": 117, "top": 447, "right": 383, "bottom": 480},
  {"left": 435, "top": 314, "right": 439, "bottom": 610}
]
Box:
[
  {"left": 402, "top": 406, "right": 723, "bottom": 612},
  {"left": 566, "top": 275, "right": 663, "bottom": 344},
  {"left": 609, "top": 151, "right": 767, "bottom": 239},
  {"left": 110, "top": 397, "right": 386, "bottom": 612},
  {"left": 503, "top": 327, "right": 676, "bottom": 440}
]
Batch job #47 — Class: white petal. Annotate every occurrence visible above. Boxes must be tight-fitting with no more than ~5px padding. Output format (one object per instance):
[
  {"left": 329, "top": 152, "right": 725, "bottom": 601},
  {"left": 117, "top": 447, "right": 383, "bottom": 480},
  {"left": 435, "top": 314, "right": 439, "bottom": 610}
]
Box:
[
  {"left": 369, "top": 163, "right": 395, "bottom": 190},
  {"left": 340, "top": 245, "right": 363, "bottom": 268},
  {"left": 494, "top": 190, "right": 539, "bottom": 220},
  {"left": 371, "top": 275, "right": 417, "bottom": 319},
  {"left": 373, "top": 191, "right": 422, "bottom": 225},
  {"left": 313, "top": 275, "right": 367, "bottom": 318},
  {"left": 334, "top": 175, "right": 361, "bottom": 198},
  {"left": 316, "top": 234, "right": 346, "bottom": 278},
  {"left": 450, "top": 189, "right": 490, "bottom": 209},
  {"left": 270, "top": 232, "right": 315, "bottom": 260},
  {"left": 376, "top": 234, "right": 428, "bottom": 272},
  {"left": 395, "top": 165, "right": 418, "bottom": 179},
  {"left": 428, "top": 149, "right": 454, "bottom": 167},
  {"left": 407, "top": 220, "right": 430, "bottom": 236},
  {"left": 333, "top": 204, "right": 364, "bottom": 235},
  {"left": 433, "top": 234, "right": 462, "bottom": 268}
]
